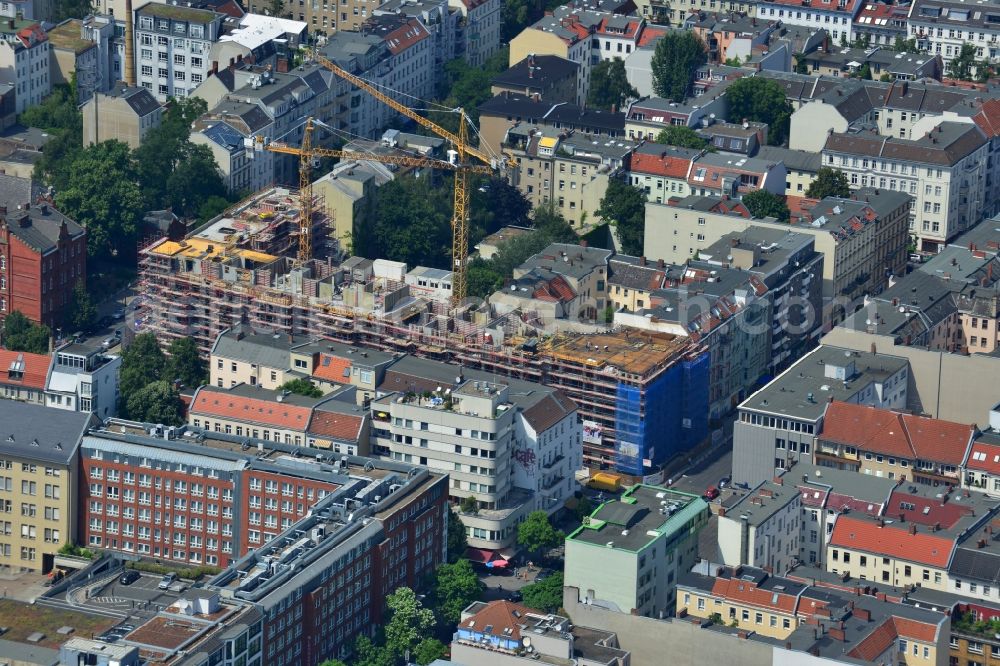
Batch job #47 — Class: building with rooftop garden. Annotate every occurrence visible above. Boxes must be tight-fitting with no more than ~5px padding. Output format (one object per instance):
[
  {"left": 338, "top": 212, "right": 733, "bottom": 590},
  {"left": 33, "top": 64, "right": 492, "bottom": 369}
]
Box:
[{"left": 564, "top": 484, "right": 710, "bottom": 619}]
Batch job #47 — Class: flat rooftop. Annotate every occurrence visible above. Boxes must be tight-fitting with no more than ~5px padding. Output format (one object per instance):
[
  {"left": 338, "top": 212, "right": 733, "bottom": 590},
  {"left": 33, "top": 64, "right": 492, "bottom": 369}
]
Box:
[
  {"left": 540, "top": 330, "right": 692, "bottom": 378},
  {"left": 568, "top": 484, "right": 708, "bottom": 552},
  {"left": 723, "top": 480, "right": 797, "bottom": 526},
  {"left": 147, "top": 236, "right": 278, "bottom": 265},
  {"left": 738, "top": 345, "right": 909, "bottom": 422}
]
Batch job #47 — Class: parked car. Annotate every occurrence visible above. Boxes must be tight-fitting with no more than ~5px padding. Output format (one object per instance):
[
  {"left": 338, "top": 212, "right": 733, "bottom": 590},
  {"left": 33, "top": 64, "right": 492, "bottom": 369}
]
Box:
[
  {"left": 158, "top": 572, "right": 178, "bottom": 590},
  {"left": 112, "top": 308, "right": 126, "bottom": 320},
  {"left": 718, "top": 476, "right": 731, "bottom": 489},
  {"left": 102, "top": 332, "right": 122, "bottom": 349},
  {"left": 704, "top": 486, "right": 720, "bottom": 500},
  {"left": 119, "top": 570, "right": 140, "bottom": 585}
]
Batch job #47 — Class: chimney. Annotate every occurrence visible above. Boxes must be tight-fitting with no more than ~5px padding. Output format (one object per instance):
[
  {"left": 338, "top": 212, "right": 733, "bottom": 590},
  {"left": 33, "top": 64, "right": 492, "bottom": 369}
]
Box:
[
  {"left": 828, "top": 627, "right": 846, "bottom": 642},
  {"left": 124, "top": 0, "right": 135, "bottom": 86},
  {"left": 657, "top": 258, "right": 665, "bottom": 269},
  {"left": 853, "top": 607, "right": 871, "bottom": 621},
  {"left": 640, "top": 256, "right": 647, "bottom": 266},
  {"left": 910, "top": 524, "right": 917, "bottom": 535},
  {"left": 580, "top": 239, "right": 588, "bottom": 248}
]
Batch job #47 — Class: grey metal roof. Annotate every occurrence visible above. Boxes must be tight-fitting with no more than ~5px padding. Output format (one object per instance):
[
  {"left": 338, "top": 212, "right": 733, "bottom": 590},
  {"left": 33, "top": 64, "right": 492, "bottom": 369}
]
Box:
[
  {"left": 211, "top": 327, "right": 294, "bottom": 368},
  {"left": 739, "top": 345, "right": 910, "bottom": 422},
  {"left": 756, "top": 146, "right": 822, "bottom": 173},
  {"left": 518, "top": 243, "right": 613, "bottom": 282},
  {"left": 0, "top": 402, "right": 96, "bottom": 464},
  {"left": 0, "top": 639, "right": 58, "bottom": 666},
  {"left": 493, "top": 54, "right": 579, "bottom": 89}
]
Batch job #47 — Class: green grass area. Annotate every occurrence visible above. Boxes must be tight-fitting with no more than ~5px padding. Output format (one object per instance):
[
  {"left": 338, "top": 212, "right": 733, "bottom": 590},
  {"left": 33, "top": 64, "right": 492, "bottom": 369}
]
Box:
[{"left": 0, "top": 599, "right": 116, "bottom": 647}]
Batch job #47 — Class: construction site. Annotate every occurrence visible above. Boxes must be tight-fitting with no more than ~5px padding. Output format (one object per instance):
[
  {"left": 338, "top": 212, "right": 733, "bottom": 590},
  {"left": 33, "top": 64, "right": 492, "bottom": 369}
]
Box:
[{"left": 136, "top": 185, "right": 709, "bottom": 472}]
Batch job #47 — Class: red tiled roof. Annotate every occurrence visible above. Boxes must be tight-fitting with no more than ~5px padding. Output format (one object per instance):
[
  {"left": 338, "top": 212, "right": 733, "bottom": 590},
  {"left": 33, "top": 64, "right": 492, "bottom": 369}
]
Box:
[
  {"left": 462, "top": 601, "right": 536, "bottom": 641},
  {"left": 829, "top": 515, "right": 954, "bottom": 568},
  {"left": 847, "top": 619, "right": 897, "bottom": 662},
  {"left": 974, "top": 99, "right": 1000, "bottom": 139},
  {"left": 889, "top": 490, "right": 971, "bottom": 528},
  {"left": 965, "top": 439, "right": 1000, "bottom": 475},
  {"left": 637, "top": 26, "right": 666, "bottom": 47},
  {"left": 893, "top": 615, "right": 940, "bottom": 643},
  {"left": 0, "top": 349, "right": 49, "bottom": 390},
  {"left": 710, "top": 577, "right": 799, "bottom": 614},
  {"left": 819, "top": 401, "right": 975, "bottom": 466},
  {"left": 532, "top": 275, "right": 576, "bottom": 303},
  {"left": 384, "top": 18, "right": 428, "bottom": 55},
  {"left": 854, "top": 2, "right": 908, "bottom": 22},
  {"left": 308, "top": 409, "right": 364, "bottom": 442},
  {"left": 190, "top": 389, "right": 312, "bottom": 430},
  {"left": 314, "top": 353, "right": 351, "bottom": 383},
  {"left": 595, "top": 17, "right": 640, "bottom": 39},
  {"left": 630, "top": 151, "right": 692, "bottom": 179}
]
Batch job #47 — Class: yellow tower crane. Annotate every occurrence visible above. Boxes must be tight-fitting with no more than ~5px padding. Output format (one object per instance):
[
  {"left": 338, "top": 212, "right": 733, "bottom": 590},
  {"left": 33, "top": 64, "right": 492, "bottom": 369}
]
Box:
[
  {"left": 265, "top": 117, "right": 494, "bottom": 268},
  {"left": 309, "top": 50, "right": 516, "bottom": 305}
]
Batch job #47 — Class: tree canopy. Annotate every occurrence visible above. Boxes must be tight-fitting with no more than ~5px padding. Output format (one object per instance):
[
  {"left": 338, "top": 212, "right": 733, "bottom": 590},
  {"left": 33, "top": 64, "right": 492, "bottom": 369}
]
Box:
[
  {"left": 356, "top": 176, "right": 454, "bottom": 269},
  {"left": 517, "top": 510, "right": 563, "bottom": 558},
  {"left": 655, "top": 126, "right": 709, "bottom": 150},
  {"left": 278, "top": 378, "right": 323, "bottom": 398},
  {"left": 55, "top": 140, "right": 143, "bottom": 260},
  {"left": 125, "top": 380, "right": 185, "bottom": 426},
  {"left": 119, "top": 332, "right": 167, "bottom": 412},
  {"left": 165, "top": 337, "right": 207, "bottom": 388},
  {"left": 384, "top": 587, "right": 437, "bottom": 662},
  {"left": 651, "top": 32, "right": 707, "bottom": 102},
  {"left": 742, "top": 189, "right": 790, "bottom": 222},
  {"left": 1, "top": 311, "right": 50, "bottom": 355},
  {"left": 725, "top": 77, "right": 793, "bottom": 146},
  {"left": 806, "top": 167, "right": 851, "bottom": 199},
  {"left": 596, "top": 179, "right": 646, "bottom": 256},
  {"left": 433, "top": 559, "right": 483, "bottom": 627},
  {"left": 948, "top": 42, "right": 978, "bottom": 81},
  {"left": 588, "top": 59, "right": 638, "bottom": 111},
  {"left": 447, "top": 508, "right": 468, "bottom": 563},
  {"left": 521, "top": 572, "right": 565, "bottom": 613},
  {"left": 67, "top": 280, "right": 97, "bottom": 332}
]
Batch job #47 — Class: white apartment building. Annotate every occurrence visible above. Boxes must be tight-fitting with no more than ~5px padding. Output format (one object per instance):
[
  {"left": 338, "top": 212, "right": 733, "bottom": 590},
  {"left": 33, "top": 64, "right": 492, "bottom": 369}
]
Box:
[
  {"left": 822, "top": 123, "right": 988, "bottom": 252},
  {"left": 909, "top": 0, "right": 1000, "bottom": 71},
  {"left": 448, "top": 0, "right": 501, "bottom": 67},
  {"left": 134, "top": 2, "right": 224, "bottom": 101},
  {"left": 718, "top": 480, "right": 801, "bottom": 575},
  {"left": 371, "top": 361, "right": 580, "bottom": 551},
  {"left": 44, "top": 342, "right": 121, "bottom": 420},
  {"left": 0, "top": 24, "right": 49, "bottom": 114},
  {"left": 756, "top": 0, "right": 865, "bottom": 42}
]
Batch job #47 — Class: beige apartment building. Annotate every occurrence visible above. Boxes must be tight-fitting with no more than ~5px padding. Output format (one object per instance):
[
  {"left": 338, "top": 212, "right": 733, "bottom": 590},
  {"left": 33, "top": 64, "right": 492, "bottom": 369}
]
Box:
[
  {"left": 505, "top": 126, "right": 636, "bottom": 230},
  {"left": 0, "top": 403, "right": 95, "bottom": 573},
  {"left": 82, "top": 84, "right": 162, "bottom": 149},
  {"left": 644, "top": 189, "right": 911, "bottom": 304}
]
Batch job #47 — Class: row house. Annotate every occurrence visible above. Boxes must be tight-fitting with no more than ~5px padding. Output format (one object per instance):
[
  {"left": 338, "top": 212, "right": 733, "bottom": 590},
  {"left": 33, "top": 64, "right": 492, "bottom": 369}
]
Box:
[
  {"left": 908, "top": 0, "right": 1000, "bottom": 74},
  {"left": 624, "top": 92, "right": 730, "bottom": 141},
  {"left": 627, "top": 143, "right": 701, "bottom": 203},
  {"left": 0, "top": 349, "right": 46, "bottom": 404},
  {"left": 636, "top": 0, "right": 754, "bottom": 26},
  {"left": 0, "top": 24, "right": 49, "bottom": 114},
  {"left": 717, "top": 479, "right": 801, "bottom": 575},
  {"left": 686, "top": 11, "right": 781, "bottom": 65},
  {"left": 814, "top": 400, "right": 976, "bottom": 486},
  {"left": 449, "top": 0, "right": 502, "bottom": 67},
  {"left": 0, "top": 176, "right": 86, "bottom": 328},
  {"left": 756, "top": 0, "right": 866, "bottom": 42},
  {"left": 374, "top": 0, "right": 459, "bottom": 87},
  {"left": 822, "top": 123, "right": 988, "bottom": 252},
  {"left": 504, "top": 126, "right": 637, "bottom": 229},
  {"left": 686, "top": 152, "right": 786, "bottom": 199},
  {"left": 45, "top": 341, "right": 120, "bottom": 419},
  {"left": 134, "top": 3, "right": 226, "bottom": 102}
]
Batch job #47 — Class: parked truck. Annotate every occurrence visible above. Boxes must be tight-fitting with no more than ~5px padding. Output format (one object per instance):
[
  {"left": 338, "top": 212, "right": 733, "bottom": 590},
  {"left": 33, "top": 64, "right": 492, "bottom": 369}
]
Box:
[{"left": 587, "top": 472, "right": 624, "bottom": 493}]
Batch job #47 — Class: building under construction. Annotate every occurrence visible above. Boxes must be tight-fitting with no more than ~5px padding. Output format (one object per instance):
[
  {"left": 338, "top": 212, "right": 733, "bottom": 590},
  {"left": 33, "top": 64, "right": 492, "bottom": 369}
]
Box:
[{"left": 138, "top": 187, "right": 709, "bottom": 473}]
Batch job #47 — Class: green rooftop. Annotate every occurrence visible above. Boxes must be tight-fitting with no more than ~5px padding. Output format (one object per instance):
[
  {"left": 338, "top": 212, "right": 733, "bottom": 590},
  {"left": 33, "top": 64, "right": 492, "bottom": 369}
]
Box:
[
  {"left": 0, "top": 18, "right": 39, "bottom": 34},
  {"left": 138, "top": 3, "right": 218, "bottom": 23},
  {"left": 48, "top": 20, "right": 95, "bottom": 54}
]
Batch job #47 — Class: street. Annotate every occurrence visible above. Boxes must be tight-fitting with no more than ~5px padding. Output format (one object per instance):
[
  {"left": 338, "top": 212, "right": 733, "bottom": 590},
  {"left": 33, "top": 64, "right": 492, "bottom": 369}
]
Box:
[{"left": 669, "top": 446, "right": 734, "bottom": 497}]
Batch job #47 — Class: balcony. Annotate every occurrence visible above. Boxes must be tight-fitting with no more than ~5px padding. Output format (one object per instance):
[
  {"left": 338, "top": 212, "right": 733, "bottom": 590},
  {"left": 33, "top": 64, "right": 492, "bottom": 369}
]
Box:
[{"left": 542, "top": 454, "right": 564, "bottom": 470}]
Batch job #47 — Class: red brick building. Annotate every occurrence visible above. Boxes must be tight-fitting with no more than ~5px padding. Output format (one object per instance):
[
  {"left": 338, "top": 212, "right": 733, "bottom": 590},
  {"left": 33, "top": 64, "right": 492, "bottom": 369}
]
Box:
[{"left": 0, "top": 176, "right": 86, "bottom": 328}]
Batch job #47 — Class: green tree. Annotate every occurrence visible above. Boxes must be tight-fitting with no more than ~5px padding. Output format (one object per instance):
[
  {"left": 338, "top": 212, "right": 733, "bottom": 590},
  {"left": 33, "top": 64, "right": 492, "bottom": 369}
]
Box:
[
  {"left": 857, "top": 62, "right": 872, "bottom": 80},
  {"left": 358, "top": 177, "right": 454, "bottom": 269},
  {"left": 428, "top": 48, "right": 509, "bottom": 129},
  {"left": 318, "top": 660, "right": 348, "bottom": 666},
  {"left": 433, "top": 559, "right": 484, "bottom": 627},
  {"left": 459, "top": 495, "right": 479, "bottom": 515},
  {"left": 793, "top": 53, "right": 809, "bottom": 74},
  {"left": 67, "top": 279, "right": 97, "bottom": 332},
  {"left": 165, "top": 337, "right": 207, "bottom": 388},
  {"left": 1, "top": 311, "right": 50, "bottom": 355},
  {"left": 588, "top": 59, "right": 638, "bottom": 111},
  {"left": 532, "top": 205, "right": 577, "bottom": 242},
  {"left": 892, "top": 37, "right": 920, "bottom": 53},
  {"left": 655, "top": 125, "right": 709, "bottom": 150},
  {"left": 413, "top": 638, "right": 447, "bottom": 665},
  {"left": 651, "top": 32, "right": 707, "bottom": 102},
  {"left": 502, "top": 0, "right": 546, "bottom": 41},
  {"left": 466, "top": 258, "right": 504, "bottom": 299},
  {"left": 948, "top": 42, "right": 978, "bottom": 80},
  {"left": 596, "top": 179, "right": 646, "bottom": 256},
  {"left": 278, "top": 378, "right": 323, "bottom": 398},
  {"left": 573, "top": 496, "right": 595, "bottom": 522},
  {"left": 470, "top": 177, "right": 531, "bottom": 238},
  {"left": 742, "top": 189, "right": 790, "bottom": 222},
  {"left": 55, "top": 140, "right": 143, "bottom": 259},
  {"left": 521, "top": 572, "right": 564, "bottom": 613},
  {"left": 805, "top": 167, "right": 851, "bottom": 199},
  {"left": 724, "top": 77, "right": 794, "bottom": 145},
  {"left": 165, "top": 144, "right": 228, "bottom": 218},
  {"left": 267, "top": 0, "right": 285, "bottom": 17},
  {"left": 52, "top": 0, "right": 95, "bottom": 20},
  {"left": 125, "top": 380, "right": 185, "bottom": 425},
  {"left": 199, "top": 195, "right": 230, "bottom": 224},
  {"left": 23, "top": 80, "right": 83, "bottom": 192},
  {"left": 352, "top": 635, "right": 393, "bottom": 666},
  {"left": 384, "top": 587, "right": 437, "bottom": 662},
  {"left": 119, "top": 332, "right": 167, "bottom": 405},
  {"left": 517, "top": 510, "right": 563, "bottom": 559},
  {"left": 447, "top": 507, "right": 469, "bottom": 562}
]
